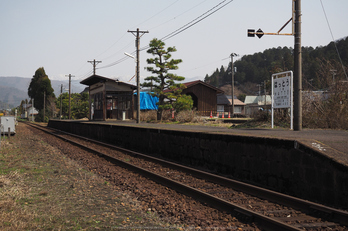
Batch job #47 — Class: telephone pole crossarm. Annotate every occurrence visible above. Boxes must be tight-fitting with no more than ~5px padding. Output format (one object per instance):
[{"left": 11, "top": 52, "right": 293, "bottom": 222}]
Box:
[{"left": 87, "top": 59, "right": 102, "bottom": 75}]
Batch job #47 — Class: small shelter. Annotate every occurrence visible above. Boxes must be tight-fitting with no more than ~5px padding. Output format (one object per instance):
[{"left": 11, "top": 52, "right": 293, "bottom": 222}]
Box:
[
  {"left": 80, "top": 75, "right": 136, "bottom": 121},
  {"left": 181, "top": 80, "right": 223, "bottom": 116}
]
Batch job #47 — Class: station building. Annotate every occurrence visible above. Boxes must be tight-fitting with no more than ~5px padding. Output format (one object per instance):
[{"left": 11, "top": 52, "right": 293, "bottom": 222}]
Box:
[{"left": 80, "top": 75, "right": 136, "bottom": 121}]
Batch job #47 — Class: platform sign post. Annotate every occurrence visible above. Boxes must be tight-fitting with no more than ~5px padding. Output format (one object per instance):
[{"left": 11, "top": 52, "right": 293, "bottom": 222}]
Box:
[{"left": 271, "top": 71, "right": 293, "bottom": 130}]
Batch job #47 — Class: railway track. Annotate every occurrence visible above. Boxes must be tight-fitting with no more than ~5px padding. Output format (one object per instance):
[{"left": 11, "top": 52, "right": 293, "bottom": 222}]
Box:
[{"left": 26, "top": 122, "right": 348, "bottom": 231}]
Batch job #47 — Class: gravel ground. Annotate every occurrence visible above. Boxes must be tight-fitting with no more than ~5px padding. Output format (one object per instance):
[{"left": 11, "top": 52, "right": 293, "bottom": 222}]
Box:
[
  {"left": 1, "top": 122, "right": 260, "bottom": 230},
  {"left": 0, "top": 123, "right": 181, "bottom": 230}
]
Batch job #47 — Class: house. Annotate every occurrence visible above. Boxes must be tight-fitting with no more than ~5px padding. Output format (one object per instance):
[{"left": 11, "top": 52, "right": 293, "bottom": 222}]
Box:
[
  {"left": 80, "top": 75, "right": 136, "bottom": 121},
  {"left": 244, "top": 95, "right": 272, "bottom": 117},
  {"left": 181, "top": 80, "right": 224, "bottom": 116},
  {"left": 21, "top": 104, "right": 38, "bottom": 121},
  {"left": 217, "top": 94, "right": 246, "bottom": 117}
]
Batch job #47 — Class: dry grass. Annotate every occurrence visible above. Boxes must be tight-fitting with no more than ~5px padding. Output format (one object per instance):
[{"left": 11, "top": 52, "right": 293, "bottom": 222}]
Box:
[{"left": 0, "top": 124, "right": 177, "bottom": 230}]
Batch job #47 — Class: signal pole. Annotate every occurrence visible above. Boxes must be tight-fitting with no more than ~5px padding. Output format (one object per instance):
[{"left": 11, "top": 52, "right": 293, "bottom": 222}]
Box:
[
  {"left": 247, "top": 0, "right": 302, "bottom": 130},
  {"left": 128, "top": 28, "right": 148, "bottom": 123},
  {"left": 65, "top": 74, "right": 75, "bottom": 119},
  {"left": 293, "top": 0, "right": 302, "bottom": 131},
  {"left": 88, "top": 59, "right": 102, "bottom": 75}
]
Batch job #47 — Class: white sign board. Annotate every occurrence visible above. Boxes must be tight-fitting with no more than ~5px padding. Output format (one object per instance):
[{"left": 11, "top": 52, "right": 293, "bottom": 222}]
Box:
[
  {"left": 271, "top": 71, "right": 293, "bottom": 130},
  {"left": 273, "top": 76, "right": 291, "bottom": 108}
]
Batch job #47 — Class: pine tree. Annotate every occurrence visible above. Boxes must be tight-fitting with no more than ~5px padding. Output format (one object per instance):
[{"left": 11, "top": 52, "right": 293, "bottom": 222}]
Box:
[{"left": 143, "top": 38, "right": 188, "bottom": 120}]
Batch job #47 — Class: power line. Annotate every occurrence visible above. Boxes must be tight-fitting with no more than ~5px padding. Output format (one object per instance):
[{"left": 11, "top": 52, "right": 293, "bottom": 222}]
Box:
[
  {"left": 131, "top": 0, "right": 180, "bottom": 29},
  {"left": 320, "top": 0, "right": 348, "bottom": 80},
  {"left": 96, "top": 1, "right": 180, "bottom": 62},
  {"left": 149, "top": 0, "right": 208, "bottom": 31},
  {"left": 161, "top": 0, "right": 233, "bottom": 41},
  {"left": 98, "top": 0, "right": 233, "bottom": 70},
  {"left": 95, "top": 33, "right": 128, "bottom": 60}
]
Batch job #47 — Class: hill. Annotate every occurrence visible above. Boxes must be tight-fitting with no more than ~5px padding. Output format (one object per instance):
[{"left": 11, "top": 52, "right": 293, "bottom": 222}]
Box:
[
  {"left": 0, "top": 85, "right": 28, "bottom": 109},
  {"left": 0, "top": 77, "right": 85, "bottom": 108},
  {"left": 204, "top": 36, "right": 348, "bottom": 97}
]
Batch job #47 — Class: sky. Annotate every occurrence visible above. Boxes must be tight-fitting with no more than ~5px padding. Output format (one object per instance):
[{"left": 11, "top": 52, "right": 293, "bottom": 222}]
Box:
[{"left": 1, "top": 0, "right": 347, "bottom": 89}]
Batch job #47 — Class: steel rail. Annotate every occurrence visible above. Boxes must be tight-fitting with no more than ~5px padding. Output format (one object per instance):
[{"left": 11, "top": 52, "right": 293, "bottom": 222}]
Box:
[{"left": 26, "top": 122, "right": 348, "bottom": 229}]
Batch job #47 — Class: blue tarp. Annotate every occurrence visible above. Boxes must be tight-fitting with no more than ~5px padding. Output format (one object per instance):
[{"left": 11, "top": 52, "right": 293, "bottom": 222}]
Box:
[{"left": 135, "top": 92, "right": 158, "bottom": 110}]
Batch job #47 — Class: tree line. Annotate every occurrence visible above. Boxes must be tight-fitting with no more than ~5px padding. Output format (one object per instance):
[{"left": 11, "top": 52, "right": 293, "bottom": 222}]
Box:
[{"left": 204, "top": 36, "right": 348, "bottom": 91}]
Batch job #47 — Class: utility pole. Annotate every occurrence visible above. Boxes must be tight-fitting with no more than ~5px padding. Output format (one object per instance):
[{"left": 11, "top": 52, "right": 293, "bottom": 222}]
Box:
[
  {"left": 230, "top": 53, "right": 238, "bottom": 117},
  {"left": 32, "top": 99, "right": 34, "bottom": 122},
  {"left": 128, "top": 28, "right": 148, "bottom": 123},
  {"left": 88, "top": 59, "right": 102, "bottom": 75},
  {"left": 60, "top": 84, "right": 63, "bottom": 120},
  {"left": 66, "top": 74, "right": 75, "bottom": 120},
  {"left": 293, "top": 0, "right": 302, "bottom": 131},
  {"left": 43, "top": 91, "right": 46, "bottom": 121},
  {"left": 264, "top": 81, "right": 267, "bottom": 106}
]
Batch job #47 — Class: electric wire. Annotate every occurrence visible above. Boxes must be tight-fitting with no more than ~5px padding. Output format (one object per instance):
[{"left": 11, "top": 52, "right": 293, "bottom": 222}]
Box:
[
  {"left": 178, "top": 56, "right": 233, "bottom": 75},
  {"left": 161, "top": 0, "right": 233, "bottom": 42},
  {"left": 95, "top": 33, "right": 128, "bottom": 60},
  {"left": 98, "top": 0, "right": 233, "bottom": 70},
  {"left": 76, "top": 70, "right": 94, "bottom": 81},
  {"left": 320, "top": 0, "right": 348, "bottom": 80},
  {"left": 131, "top": 0, "right": 180, "bottom": 29},
  {"left": 148, "top": 0, "right": 208, "bottom": 31},
  {"left": 96, "top": 0, "right": 180, "bottom": 64}
]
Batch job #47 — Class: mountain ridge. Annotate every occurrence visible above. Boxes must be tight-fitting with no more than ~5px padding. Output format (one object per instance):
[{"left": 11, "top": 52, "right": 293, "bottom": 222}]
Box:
[{"left": 0, "top": 76, "right": 85, "bottom": 108}]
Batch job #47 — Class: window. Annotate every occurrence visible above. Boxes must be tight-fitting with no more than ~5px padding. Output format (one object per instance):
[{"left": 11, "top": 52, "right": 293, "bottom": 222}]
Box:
[
  {"left": 107, "top": 99, "right": 112, "bottom": 110},
  {"left": 217, "top": 105, "right": 224, "bottom": 112},
  {"left": 113, "top": 97, "right": 118, "bottom": 109},
  {"left": 234, "top": 106, "right": 242, "bottom": 114},
  {"left": 94, "top": 93, "right": 103, "bottom": 110}
]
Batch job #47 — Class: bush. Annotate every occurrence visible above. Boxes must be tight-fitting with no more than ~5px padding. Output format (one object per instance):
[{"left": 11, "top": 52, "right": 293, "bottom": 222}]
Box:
[
  {"left": 140, "top": 110, "right": 157, "bottom": 122},
  {"left": 302, "top": 90, "right": 348, "bottom": 129},
  {"left": 35, "top": 110, "right": 49, "bottom": 122},
  {"left": 174, "top": 110, "right": 196, "bottom": 123}
]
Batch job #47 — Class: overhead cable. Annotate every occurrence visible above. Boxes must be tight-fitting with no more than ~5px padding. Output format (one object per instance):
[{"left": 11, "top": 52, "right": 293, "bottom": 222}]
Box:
[
  {"left": 320, "top": 0, "right": 348, "bottom": 80},
  {"left": 161, "top": 0, "right": 233, "bottom": 41},
  {"left": 98, "top": 0, "right": 233, "bottom": 70}
]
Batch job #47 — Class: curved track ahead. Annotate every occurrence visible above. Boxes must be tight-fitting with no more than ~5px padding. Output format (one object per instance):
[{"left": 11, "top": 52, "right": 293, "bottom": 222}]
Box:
[{"left": 26, "top": 122, "right": 348, "bottom": 231}]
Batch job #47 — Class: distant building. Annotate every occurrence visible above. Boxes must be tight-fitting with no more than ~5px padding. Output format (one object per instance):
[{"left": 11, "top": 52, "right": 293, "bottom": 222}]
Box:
[
  {"left": 217, "top": 94, "right": 245, "bottom": 116},
  {"left": 181, "top": 80, "right": 224, "bottom": 116},
  {"left": 21, "top": 104, "right": 38, "bottom": 121},
  {"left": 244, "top": 95, "right": 272, "bottom": 117}
]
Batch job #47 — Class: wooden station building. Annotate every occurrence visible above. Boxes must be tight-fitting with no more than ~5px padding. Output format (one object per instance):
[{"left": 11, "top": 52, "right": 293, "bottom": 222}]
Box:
[{"left": 80, "top": 75, "right": 136, "bottom": 121}]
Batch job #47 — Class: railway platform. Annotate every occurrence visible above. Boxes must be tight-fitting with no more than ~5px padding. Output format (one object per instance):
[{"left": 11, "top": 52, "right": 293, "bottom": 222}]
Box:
[{"left": 86, "top": 119, "right": 348, "bottom": 167}]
